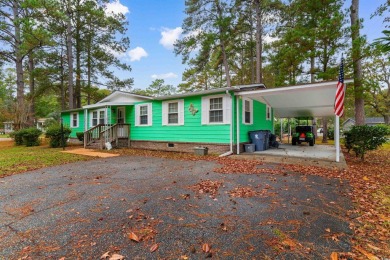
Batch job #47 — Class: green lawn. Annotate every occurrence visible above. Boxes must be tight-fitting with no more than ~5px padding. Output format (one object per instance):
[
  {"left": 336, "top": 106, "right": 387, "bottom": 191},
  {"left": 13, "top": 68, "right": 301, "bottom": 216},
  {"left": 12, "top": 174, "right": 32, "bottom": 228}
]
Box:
[
  {"left": 0, "top": 140, "right": 93, "bottom": 176},
  {"left": 0, "top": 134, "right": 10, "bottom": 138}
]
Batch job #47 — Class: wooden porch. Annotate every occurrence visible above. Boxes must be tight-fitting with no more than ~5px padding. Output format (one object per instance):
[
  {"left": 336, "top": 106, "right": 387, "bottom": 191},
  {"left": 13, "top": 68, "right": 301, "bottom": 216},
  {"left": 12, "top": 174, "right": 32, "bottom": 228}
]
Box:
[{"left": 84, "top": 123, "right": 130, "bottom": 150}]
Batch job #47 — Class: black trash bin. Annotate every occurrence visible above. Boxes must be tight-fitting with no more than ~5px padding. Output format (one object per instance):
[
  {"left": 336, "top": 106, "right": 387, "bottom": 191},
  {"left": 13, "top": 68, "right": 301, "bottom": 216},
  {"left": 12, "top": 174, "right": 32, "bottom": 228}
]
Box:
[
  {"left": 260, "top": 130, "right": 271, "bottom": 150},
  {"left": 248, "top": 131, "right": 266, "bottom": 151}
]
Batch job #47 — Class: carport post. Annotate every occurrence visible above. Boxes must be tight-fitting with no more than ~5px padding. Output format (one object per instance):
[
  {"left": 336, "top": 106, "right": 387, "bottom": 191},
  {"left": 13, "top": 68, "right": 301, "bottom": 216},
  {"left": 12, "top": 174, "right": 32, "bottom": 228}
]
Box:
[{"left": 335, "top": 115, "right": 340, "bottom": 162}]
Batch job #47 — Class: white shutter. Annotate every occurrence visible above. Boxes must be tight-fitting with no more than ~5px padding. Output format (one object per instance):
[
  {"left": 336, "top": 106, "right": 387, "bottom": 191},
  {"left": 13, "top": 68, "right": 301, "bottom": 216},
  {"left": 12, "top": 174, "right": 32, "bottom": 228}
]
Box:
[
  {"left": 147, "top": 103, "right": 153, "bottom": 126},
  {"left": 201, "top": 97, "right": 209, "bottom": 125},
  {"left": 178, "top": 100, "right": 184, "bottom": 125},
  {"left": 162, "top": 102, "right": 168, "bottom": 126},
  {"left": 223, "top": 95, "right": 232, "bottom": 124},
  {"left": 135, "top": 105, "right": 140, "bottom": 126}
]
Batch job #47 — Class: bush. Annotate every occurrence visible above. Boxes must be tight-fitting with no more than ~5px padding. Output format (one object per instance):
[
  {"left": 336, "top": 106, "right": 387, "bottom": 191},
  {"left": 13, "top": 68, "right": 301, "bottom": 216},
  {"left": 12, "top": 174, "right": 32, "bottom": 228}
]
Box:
[
  {"left": 343, "top": 125, "right": 389, "bottom": 160},
  {"left": 327, "top": 128, "right": 334, "bottom": 140},
  {"left": 76, "top": 132, "right": 84, "bottom": 142},
  {"left": 22, "top": 128, "right": 42, "bottom": 146},
  {"left": 45, "top": 124, "right": 71, "bottom": 148},
  {"left": 10, "top": 128, "right": 42, "bottom": 146}
]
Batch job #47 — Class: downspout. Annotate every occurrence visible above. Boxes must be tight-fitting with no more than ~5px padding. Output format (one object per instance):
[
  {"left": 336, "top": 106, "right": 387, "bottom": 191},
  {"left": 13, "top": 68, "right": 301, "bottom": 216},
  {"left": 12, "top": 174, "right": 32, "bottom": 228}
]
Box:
[
  {"left": 236, "top": 95, "right": 240, "bottom": 154},
  {"left": 219, "top": 90, "right": 234, "bottom": 157},
  {"left": 84, "top": 108, "right": 87, "bottom": 148}
]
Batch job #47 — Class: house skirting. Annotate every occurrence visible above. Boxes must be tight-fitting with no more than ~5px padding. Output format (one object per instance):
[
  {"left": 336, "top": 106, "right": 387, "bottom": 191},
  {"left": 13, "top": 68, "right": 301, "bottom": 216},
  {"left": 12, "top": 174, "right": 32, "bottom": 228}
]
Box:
[{"left": 130, "top": 140, "right": 231, "bottom": 154}]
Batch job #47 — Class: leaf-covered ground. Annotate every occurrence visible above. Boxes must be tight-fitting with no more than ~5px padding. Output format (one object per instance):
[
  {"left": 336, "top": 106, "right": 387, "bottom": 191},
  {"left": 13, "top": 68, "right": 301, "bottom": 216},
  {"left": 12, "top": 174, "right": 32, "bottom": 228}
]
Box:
[{"left": 114, "top": 146, "right": 390, "bottom": 259}]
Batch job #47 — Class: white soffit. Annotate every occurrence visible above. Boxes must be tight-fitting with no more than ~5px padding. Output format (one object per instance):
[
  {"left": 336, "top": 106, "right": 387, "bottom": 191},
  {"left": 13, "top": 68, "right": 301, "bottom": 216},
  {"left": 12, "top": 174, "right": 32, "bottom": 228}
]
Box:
[{"left": 237, "top": 80, "right": 353, "bottom": 118}]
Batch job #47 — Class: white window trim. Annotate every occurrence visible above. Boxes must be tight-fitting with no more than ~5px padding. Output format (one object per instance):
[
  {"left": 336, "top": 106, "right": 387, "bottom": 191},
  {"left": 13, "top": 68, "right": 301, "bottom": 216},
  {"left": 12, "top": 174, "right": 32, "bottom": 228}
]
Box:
[
  {"left": 162, "top": 99, "right": 184, "bottom": 126},
  {"left": 135, "top": 103, "right": 152, "bottom": 126},
  {"left": 242, "top": 98, "right": 253, "bottom": 125},
  {"left": 201, "top": 94, "right": 231, "bottom": 125},
  {"left": 70, "top": 112, "right": 79, "bottom": 128},
  {"left": 90, "top": 109, "right": 106, "bottom": 127},
  {"left": 266, "top": 105, "right": 272, "bottom": 121}
]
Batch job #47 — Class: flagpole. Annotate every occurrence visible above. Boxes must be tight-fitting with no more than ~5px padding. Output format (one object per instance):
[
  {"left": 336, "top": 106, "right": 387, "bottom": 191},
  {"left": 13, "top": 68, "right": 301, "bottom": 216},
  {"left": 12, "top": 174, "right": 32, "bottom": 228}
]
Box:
[{"left": 335, "top": 115, "right": 340, "bottom": 162}]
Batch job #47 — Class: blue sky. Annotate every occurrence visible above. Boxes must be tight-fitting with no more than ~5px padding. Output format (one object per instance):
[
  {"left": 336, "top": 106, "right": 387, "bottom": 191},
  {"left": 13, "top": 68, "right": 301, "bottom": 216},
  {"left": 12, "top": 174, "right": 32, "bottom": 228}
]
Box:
[{"left": 108, "top": 0, "right": 388, "bottom": 91}]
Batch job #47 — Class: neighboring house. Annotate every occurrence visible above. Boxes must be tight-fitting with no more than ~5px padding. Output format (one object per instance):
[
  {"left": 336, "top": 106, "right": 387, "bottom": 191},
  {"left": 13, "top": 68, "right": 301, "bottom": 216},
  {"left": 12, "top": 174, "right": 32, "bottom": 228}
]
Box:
[
  {"left": 36, "top": 118, "right": 48, "bottom": 132},
  {"left": 61, "top": 84, "right": 274, "bottom": 154},
  {"left": 342, "top": 117, "right": 386, "bottom": 131},
  {"left": 3, "top": 121, "right": 13, "bottom": 134}
]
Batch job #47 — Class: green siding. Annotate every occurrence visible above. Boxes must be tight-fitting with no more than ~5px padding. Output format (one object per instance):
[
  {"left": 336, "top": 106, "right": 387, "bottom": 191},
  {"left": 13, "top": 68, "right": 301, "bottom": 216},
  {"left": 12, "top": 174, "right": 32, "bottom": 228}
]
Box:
[
  {"left": 60, "top": 91, "right": 273, "bottom": 144},
  {"left": 130, "top": 94, "right": 231, "bottom": 144},
  {"left": 237, "top": 98, "right": 273, "bottom": 143},
  {"left": 62, "top": 110, "right": 84, "bottom": 138}
]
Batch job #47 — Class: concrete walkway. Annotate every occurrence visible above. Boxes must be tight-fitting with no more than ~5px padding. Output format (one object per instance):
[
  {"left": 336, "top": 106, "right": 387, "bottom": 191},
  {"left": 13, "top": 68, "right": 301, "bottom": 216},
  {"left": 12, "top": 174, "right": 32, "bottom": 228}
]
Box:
[
  {"left": 235, "top": 144, "right": 347, "bottom": 170},
  {"left": 62, "top": 148, "right": 119, "bottom": 158}
]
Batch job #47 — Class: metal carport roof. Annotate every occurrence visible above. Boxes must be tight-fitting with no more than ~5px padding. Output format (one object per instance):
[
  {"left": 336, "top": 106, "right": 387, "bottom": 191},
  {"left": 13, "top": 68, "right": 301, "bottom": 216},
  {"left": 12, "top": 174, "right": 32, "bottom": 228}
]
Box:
[{"left": 236, "top": 80, "right": 353, "bottom": 118}]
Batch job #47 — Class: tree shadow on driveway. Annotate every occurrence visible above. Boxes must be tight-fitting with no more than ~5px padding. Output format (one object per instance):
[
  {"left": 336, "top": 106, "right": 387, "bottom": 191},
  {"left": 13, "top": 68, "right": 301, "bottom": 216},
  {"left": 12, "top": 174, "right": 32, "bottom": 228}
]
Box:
[{"left": 0, "top": 155, "right": 353, "bottom": 259}]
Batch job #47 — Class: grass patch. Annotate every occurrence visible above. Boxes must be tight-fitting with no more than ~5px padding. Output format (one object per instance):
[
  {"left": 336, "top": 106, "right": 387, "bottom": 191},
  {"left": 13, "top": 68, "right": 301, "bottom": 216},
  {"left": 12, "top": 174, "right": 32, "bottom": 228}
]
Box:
[
  {"left": 0, "top": 134, "right": 10, "bottom": 138},
  {"left": 0, "top": 141, "right": 93, "bottom": 176}
]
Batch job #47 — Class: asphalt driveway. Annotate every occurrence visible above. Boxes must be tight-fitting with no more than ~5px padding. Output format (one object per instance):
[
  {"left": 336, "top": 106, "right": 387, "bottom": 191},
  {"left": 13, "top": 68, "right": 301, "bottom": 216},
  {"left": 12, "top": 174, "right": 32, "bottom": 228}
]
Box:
[{"left": 0, "top": 155, "right": 353, "bottom": 259}]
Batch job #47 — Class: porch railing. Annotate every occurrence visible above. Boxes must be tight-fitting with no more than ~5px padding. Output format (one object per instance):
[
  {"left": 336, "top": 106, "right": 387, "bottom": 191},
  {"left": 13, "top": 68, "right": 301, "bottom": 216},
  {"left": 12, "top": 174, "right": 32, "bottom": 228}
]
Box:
[{"left": 84, "top": 123, "right": 130, "bottom": 149}]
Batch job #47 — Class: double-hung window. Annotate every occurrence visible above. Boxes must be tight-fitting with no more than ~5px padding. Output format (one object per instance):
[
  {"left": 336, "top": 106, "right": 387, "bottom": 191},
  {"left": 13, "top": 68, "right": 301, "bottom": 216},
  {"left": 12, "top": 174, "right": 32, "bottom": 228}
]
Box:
[
  {"left": 135, "top": 103, "right": 152, "bottom": 126},
  {"left": 71, "top": 112, "right": 79, "bottom": 128},
  {"left": 91, "top": 109, "right": 105, "bottom": 127},
  {"left": 162, "top": 100, "right": 184, "bottom": 125},
  {"left": 209, "top": 97, "right": 223, "bottom": 123},
  {"left": 242, "top": 98, "right": 253, "bottom": 124},
  {"left": 92, "top": 111, "right": 98, "bottom": 126},
  {"left": 140, "top": 105, "right": 148, "bottom": 125},
  {"left": 201, "top": 94, "right": 231, "bottom": 125}
]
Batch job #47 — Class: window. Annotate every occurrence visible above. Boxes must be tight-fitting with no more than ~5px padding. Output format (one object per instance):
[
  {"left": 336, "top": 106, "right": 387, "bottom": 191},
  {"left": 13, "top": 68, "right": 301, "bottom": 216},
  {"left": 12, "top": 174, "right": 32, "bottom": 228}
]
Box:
[
  {"left": 201, "top": 94, "right": 231, "bottom": 125},
  {"left": 162, "top": 100, "right": 184, "bottom": 126},
  {"left": 91, "top": 109, "right": 105, "bottom": 127},
  {"left": 135, "top": 103, "right": 152, "bottom": 126},
  {"left": 140, "top": 105, "right": 148, "bottom": 125},
  {"left": 209, "top": 97, "right": 223, "bottom": 123},
  {"left": 266, "top": 105, "right": 271, "bottom": 120},
  {"left": 92, "top": 111, "right": 98, "bottom": 126},
  {"left": 243, "top": 98, "right": 253, "bottom": 124},
  {"left": 168, "top": 103, "right": 178, "bottom": 124},
  {"left": 71, "top": 112, "right": 79, "bottom": 128}
]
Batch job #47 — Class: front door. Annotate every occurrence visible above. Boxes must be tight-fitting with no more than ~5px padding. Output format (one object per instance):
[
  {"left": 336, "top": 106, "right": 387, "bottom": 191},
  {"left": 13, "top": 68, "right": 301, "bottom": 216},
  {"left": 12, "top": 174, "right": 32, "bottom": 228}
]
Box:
[
  {"left": 117, "top": 107, "right": 125, "bottom": 124},
  {"left": 117, "top": 107, "right": 125, "bottom": 137}
]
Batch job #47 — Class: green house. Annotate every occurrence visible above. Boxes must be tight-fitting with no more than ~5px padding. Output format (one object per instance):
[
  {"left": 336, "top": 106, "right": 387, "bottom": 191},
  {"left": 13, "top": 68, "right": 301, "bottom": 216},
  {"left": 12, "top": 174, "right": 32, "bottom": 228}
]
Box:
[{"left": 61, "top": 84, "right": 273, "bottom": 154}]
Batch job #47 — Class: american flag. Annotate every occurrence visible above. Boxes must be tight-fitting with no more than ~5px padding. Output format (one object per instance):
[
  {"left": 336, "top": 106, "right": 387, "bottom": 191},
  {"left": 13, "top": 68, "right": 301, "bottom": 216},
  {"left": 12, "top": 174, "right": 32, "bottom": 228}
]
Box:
[{"left": 334, "top": 57, "right": 345, "bottom": 117}]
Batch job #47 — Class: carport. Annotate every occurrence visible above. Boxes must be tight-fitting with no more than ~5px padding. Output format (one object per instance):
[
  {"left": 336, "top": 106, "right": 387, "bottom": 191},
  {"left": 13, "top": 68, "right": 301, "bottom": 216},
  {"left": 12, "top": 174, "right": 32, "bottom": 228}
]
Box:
[{"left": 236, "top": 80, "right": 353, "bottom": 163}]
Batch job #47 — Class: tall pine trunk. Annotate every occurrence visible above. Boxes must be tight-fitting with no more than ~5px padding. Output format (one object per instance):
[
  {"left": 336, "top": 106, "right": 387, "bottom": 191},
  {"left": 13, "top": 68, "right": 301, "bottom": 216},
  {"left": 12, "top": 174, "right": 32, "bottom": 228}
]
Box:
[
  {"left": 66, "top": 0, "right": 74, "bottom": 109},
  {"left": 254, "top": 0, "right": 262, "bottom": 83},
  {"left": 13, "top": 1, "right": 25, "bottom": 130},
  {"left": 28, "top": 54, "right": 35, "bottom": 126},
  {"left": 350, "top": 0, "right": 365, "bottom": 125},
  {"left": 214, "top": 0, "right": 231, "bottom": 88}
]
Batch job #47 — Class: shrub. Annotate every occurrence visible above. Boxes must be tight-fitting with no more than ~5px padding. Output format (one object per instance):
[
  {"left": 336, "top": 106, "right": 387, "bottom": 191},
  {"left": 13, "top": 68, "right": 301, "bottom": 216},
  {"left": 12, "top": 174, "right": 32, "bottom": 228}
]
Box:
[
  {"left": 327, "top": 128, "right": 334, "bottom": 140},
  {"left": 76, "top": 132, "right": 84, "bottom": 142},
  {"left": 10, "top": 128, "right": 42, "bottom": 146},
  {"left": 22, "top": 128, "right": 42, "bottom": 146},
  {"left": 45, "top": 124, "right": 71, "bottom": 148},
  {"left": 343, "top": 125, "right": 389, "bottom": 160}
]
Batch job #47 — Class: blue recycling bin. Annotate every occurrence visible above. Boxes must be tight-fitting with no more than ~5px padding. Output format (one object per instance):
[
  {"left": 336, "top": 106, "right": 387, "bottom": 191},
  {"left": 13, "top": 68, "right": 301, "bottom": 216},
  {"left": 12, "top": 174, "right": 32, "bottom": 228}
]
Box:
[
  {"left": 248, "top": 131, "right": 266, "bottom": 151},
  {"left": 259, "top": 130, "right": 271, "bottom": 150}
]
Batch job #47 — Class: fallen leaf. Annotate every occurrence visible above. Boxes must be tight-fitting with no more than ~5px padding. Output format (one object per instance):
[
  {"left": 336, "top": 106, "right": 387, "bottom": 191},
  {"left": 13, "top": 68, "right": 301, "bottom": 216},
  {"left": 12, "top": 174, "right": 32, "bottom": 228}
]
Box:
[
  {"left": 180, "top": 256, "right": 188, "bottom": 260},
  {"left": 100, "top": 251, "right": 110, "bottom": 259},
  {"left": 150, "top": 243, "right": 159, "bottom": 252},
  {"left": 367, "top": 244, "right": 381, "bottom": 251},
  {"left": 325, "top": 228, "right": 331, "bottom": 232},
  {"left": 128, "top": 232, "right": 140, "bottom": 242},
  {"left": 59, "top": 257, "right": 66, "bottom": 260},
  {"left": 109, "top": 254, "right": 124, "bottom": 260},
  {"left": 363, "top": 176, "right": 369, "bottom": 181},
  {"left": 354, "top": 246, "right": 379, "bottom": 260},
  {"left": 330, "top": 252, "right": 338, "bottom": 260},
  {"left": 202, "top": 243, "right": 211, "bottom": 253}
]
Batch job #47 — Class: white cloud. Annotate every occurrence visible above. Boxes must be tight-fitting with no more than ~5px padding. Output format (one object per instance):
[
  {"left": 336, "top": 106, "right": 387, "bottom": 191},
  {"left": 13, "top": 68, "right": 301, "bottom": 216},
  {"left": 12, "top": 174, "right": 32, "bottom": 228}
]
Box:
[
  {"left": 151, "top": 72, "right": 178, "bottom": 79},
  {"left": 128, "top": 47, "right": 148, "bottom": 61},
  {"left": 159, "top": 27, "right": 183, "bottom": 50},
  {"left": 105, "top": 0, "right": 129, "bottom": 16}
]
